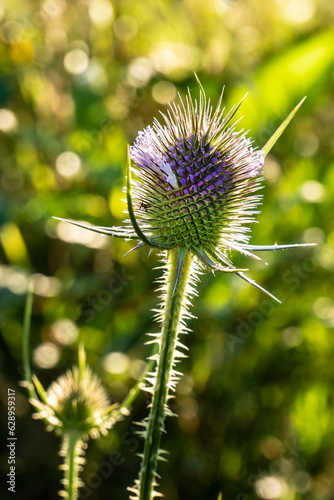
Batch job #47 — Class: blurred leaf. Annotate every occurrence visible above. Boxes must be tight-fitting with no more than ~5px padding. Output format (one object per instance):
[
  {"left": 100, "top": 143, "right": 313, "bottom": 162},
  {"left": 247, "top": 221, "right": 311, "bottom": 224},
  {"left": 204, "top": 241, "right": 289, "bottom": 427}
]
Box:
[
  {"left": 0, "top": 222, "right": 30, "bottom": 265},
  {"left": 229, "top": 28, "right": 334, "bottom": 131},
  {"left": 292, "top": 385, "right": 330, "bottom": 454}
]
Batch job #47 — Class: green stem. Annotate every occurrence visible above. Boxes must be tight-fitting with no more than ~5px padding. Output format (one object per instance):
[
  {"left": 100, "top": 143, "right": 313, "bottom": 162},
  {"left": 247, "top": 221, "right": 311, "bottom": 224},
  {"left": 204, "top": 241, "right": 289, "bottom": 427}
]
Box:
[
  {"left": 62, "top": 430, "right": 83, "bottom": 500},
  {"left": 138, "top": 247, "right": 194, "bottom": 500},
  {"left": 22, "top": 281, "right": 37, "bottom": 400}
]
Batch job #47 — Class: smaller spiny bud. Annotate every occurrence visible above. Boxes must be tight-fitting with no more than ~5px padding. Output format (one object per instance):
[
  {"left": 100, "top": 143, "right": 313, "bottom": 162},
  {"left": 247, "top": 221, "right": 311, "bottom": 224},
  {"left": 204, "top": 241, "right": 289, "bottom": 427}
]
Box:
[
  {"left": 27, "top": 345, "right": 123, "bottom": 500},
  {"left": 31, "top": 365, "right": 118, "bottom": 440}
]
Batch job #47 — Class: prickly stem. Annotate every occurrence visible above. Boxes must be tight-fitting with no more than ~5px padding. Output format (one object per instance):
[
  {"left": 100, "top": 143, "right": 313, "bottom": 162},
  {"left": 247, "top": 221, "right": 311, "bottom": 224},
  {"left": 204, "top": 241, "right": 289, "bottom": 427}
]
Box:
[
  {"left": 59, "top": 431, "right": 86, "bottom": 500},
  {"left": 133, "top": 247, "right": 195, "bottom": 500}
]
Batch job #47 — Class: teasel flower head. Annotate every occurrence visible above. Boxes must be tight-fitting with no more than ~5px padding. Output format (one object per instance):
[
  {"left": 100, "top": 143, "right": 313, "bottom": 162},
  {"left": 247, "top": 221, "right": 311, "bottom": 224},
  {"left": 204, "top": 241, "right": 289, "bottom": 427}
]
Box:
[
  {"left": 30, "top": 346, "right": 120, "bottom": 440},
  {"left": 24, "top": 345, "right": 124, "bottom": 499},
  {"left": 55, "top": 78, "right": 313, "bottom": 301},
  {"left": 128, "top": 83, "right": 264, "bottom": 268}
]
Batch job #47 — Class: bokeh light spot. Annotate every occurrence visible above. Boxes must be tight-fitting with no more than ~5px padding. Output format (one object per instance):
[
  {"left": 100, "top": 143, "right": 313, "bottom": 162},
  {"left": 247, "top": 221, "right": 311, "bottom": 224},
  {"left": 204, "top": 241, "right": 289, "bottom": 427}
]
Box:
[
  {"left": 152, "top": 81, "right": 177, "bottom": 104},
  {"left": 150, "top": 43, "right": 200, "bottom": 75},
  {"left": 259, "top": 436, "right": 284, "bottom": 460},
  {"left": 283, "top": 0, "right": 315, "bottom": 23},
  {"left": 8, "top": 272, "right": 28, "bottom": 294},
  {"left": 85, "top": 195, "right": 108, "bottom": 217},
  {"left": 0, "top": 21, "right": 22, "bottom": 44},
  {"left": 56, "top": 221, "right": 109, "bottom": 249},
  {"left": 55, "top": 151, "right": 82, "bottom": 178},
  {"left": 129, "top": 359, "right": 147, "bottom": 380},
  {"left": 50, "top": 319, "right": 79, "bottom": 345},
  {"left": 255, "top": 476, "right": 287, "bottom": 499},
  {"left": 82, "top": 59, "right": 109, "bottom": 93},
  {"left": 0, "top": 266, "right": 29, "bottom": 294},
  {"left": 263, "top": 157, "right": 282, "bottom": 184},
  {"left": 127, "top": 57, "right": 154, "bottom": 87},
  {"left": 237, "top": 26, "right": 260, "bottom": 53},
  {"left": 294, "top": 131, "right": 319, "bottom": 157},
  {"left": 42, "top": 0, "right": 65, "bottom": 18},
  {"left": 64, "top": 48, "right": 89, "bottom": 75},
  {"left": 106, "top": 95, "right": 129, "bottom": 120},
  {"left": 0, "top": 109, "right": 18, "bottom": 132},
  {"left": 33, "top": 274, "right": 62, "bottom": 297},
  {"left": 33, "top": 342, "right": 60, "bottom": 369},
  {"left": 294, "top": 471, "right": 311, "bottom": 493},
  {"left": 302, "top": 227, "right": 325, "bottom": 244},
  {"left": 113, "top": 15, "right": 137, "bottom": 42},
  {"left": 299, "top": 180, "right": 326, "bottom": 203},
  {"left": 281, "top": 326, "right": 303, "bottom": 348},
  {"left": 313, "top": 297, "right": 334, "bottom": 321},
  {"left": 89, "top": 0, "right": 114, "bottom": 25},
  {"left": 103, "top": 352, "right": 130, "bottom": 374}
]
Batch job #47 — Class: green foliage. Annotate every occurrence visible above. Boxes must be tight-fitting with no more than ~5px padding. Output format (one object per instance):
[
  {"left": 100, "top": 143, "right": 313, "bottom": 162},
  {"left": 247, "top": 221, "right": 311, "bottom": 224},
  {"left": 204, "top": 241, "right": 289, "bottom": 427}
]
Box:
[{"left": 0, "top": 1, "right": 333, "bottom": 499}]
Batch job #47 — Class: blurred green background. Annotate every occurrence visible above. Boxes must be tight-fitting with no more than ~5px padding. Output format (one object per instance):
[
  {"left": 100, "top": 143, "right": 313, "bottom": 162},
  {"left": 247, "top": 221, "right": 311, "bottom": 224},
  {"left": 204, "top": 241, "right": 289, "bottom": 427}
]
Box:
[{"left": 0, "top": 0, "right": 334, "bottom": 499}]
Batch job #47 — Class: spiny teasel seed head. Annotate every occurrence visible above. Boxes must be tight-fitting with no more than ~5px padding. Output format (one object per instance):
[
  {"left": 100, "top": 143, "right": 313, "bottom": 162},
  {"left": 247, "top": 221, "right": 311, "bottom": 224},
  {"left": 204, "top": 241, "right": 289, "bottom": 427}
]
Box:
[
  {"left": 128, "top": 80, "right": 264, "bottom": 272},
  {"left": 31, "top": 365, "right": 118, "bottom": 440}
]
